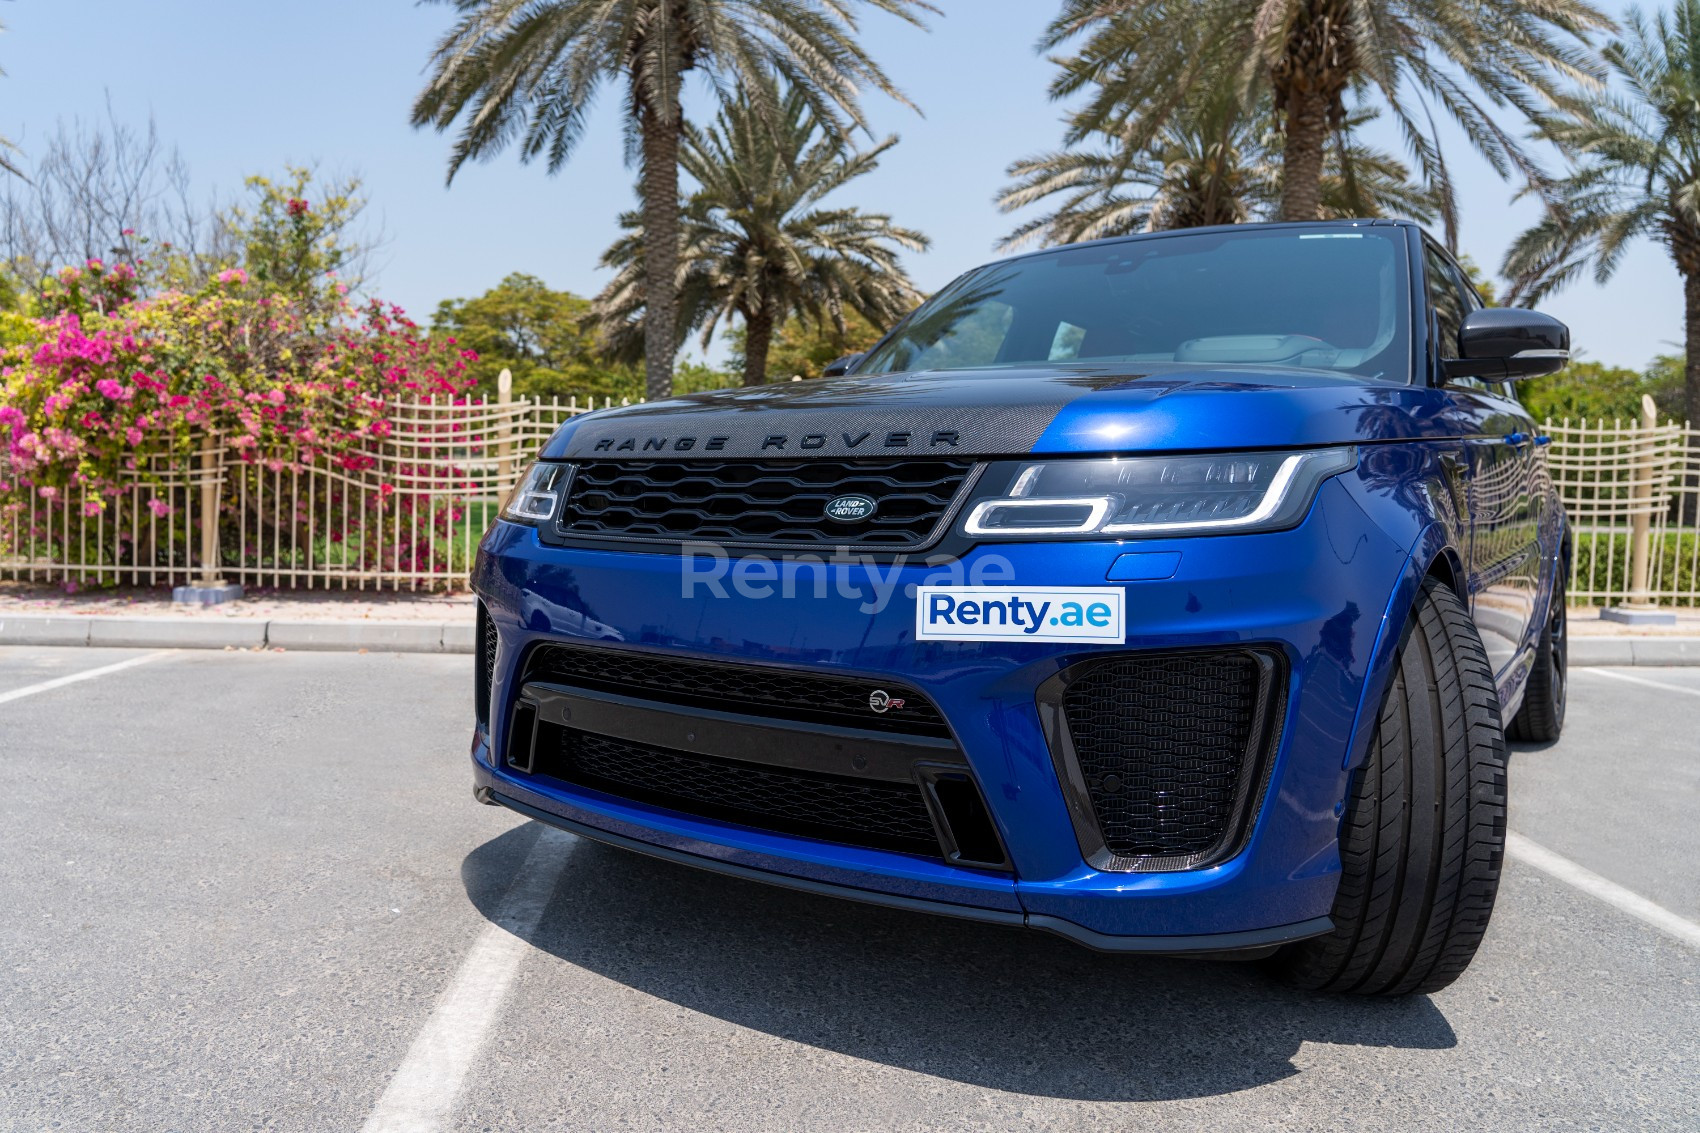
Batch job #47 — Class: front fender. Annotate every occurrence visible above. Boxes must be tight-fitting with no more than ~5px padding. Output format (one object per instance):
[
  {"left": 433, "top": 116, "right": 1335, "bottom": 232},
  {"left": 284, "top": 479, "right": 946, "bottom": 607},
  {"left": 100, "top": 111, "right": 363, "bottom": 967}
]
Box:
[{"left": 1338, "top": 521, "right": 1466, "bottom": 773}]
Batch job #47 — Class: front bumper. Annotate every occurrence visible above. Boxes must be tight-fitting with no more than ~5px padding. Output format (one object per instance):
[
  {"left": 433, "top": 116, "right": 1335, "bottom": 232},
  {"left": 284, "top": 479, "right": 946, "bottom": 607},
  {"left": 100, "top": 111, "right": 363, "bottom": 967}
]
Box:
[
  {"left": 482, "top": 782, "right": 1334, "bottom": 955},
  {"left": 471, "top": 476, "right": 1415, "bottom": 948}
]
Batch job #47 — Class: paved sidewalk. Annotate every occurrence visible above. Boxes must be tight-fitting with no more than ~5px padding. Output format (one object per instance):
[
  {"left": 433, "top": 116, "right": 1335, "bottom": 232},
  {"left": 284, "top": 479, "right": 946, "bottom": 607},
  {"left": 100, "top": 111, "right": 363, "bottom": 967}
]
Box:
[
  {"left": 1568, "top": 607, "right": 1700, "bottom": 636},
  {"left": 0, "top": 584, "right": 475, "bottom": 653},
  {"left": 0, "top": 582, "right": 474, "bottom": 621},
  {"left": 2, "top": 584, "right": 1696, "bottom": 661}
]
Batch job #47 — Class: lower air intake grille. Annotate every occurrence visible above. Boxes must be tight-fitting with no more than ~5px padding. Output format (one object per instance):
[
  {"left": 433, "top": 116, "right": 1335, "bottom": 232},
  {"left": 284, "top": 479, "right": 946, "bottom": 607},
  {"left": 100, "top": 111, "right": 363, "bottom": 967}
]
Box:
[
  {"left": 532, "top": 726, "right": 941, "bottom": 857},
  {"left": 554, "top": 458, "right": 975, "bottom": 549},
  {"left": 524, "top": 643, "right": 949, "bottom": 738},
  {"left": 476, "top": 603, "right": 498, "bottom": 727},
  {"left": 1045, "top": 648, "right": 1283, "bottom": 871}
]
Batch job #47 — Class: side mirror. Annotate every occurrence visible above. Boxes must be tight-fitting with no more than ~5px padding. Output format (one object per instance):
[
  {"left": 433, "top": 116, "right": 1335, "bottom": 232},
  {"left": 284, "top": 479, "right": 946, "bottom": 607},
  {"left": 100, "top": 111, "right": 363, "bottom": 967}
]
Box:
[
  {"left": 1445, "top": 307, "right": 1570, "bottom": 381},
  {"left": 822, "top": 352, "right": 865, "bottom": 378}
]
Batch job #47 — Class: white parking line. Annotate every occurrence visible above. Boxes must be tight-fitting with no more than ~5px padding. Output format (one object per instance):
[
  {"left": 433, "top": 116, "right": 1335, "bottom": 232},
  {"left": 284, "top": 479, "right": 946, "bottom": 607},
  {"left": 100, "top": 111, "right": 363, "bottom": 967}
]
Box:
[
  {"left": 1573, "top": 667, "right": 1700, "bottom": 699},
  {"left": 0, "top": 650, "right": 176, "bottom": 706},
  {"left": 360, "top": 825, "right": 579, "bottom": 1133},
  {"left": 1506, "top": 831, "right": 1700, "bottom": 951}
]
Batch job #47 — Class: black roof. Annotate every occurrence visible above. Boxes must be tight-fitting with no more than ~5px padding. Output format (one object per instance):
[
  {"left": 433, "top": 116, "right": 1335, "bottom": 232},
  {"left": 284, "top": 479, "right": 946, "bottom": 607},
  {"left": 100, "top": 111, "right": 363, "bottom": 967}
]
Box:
[{"left": 994, "top": 217, "right": 1423, "bottom": 267}]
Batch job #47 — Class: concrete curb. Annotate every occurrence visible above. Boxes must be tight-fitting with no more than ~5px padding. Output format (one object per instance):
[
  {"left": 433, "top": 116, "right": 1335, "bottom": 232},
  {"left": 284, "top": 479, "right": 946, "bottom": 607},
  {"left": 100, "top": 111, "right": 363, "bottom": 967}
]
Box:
[
  {"left": 88, "top": 617, "right": 268, "bottom": 651},
  {"left": 2, "top": 612, "right": 1698, "bottom": 663},
  {"left": 0, "top": 616, "right": 94, "bottom": 646},
  {"left": 1561, "top": 638, "right": 1700, "bottom": 666},
  {"left": 0, "top": 614, "right": 473, "bottom": 654}
]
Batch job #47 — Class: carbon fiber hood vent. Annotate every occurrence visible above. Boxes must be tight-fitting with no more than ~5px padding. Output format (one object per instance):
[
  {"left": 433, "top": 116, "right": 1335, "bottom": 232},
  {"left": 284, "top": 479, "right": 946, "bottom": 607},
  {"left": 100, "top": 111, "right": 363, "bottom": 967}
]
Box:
[
  {"left": 545, "top": 371, "right": 1073, "bottom": 461},
  {"left": 536, "top": 365, "right": 1453, "bottom": 461}
]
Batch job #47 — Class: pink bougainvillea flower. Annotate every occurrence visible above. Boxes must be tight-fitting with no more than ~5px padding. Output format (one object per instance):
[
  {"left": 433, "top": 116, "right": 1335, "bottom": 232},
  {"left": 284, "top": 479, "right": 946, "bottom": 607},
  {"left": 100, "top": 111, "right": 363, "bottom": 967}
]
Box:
[
  {"left": 43, "top": 427, "right": 81, "bottom": 454},
  {"left": 146, "top": 498, "right": 173, "bottom": 518}
]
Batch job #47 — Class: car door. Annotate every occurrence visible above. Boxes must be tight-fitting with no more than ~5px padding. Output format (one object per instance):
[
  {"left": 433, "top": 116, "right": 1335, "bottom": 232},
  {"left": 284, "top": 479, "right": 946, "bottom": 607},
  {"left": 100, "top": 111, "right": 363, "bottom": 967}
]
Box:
[{"left": 1421, "top": 241, "right": 1542, "bottom": 679}]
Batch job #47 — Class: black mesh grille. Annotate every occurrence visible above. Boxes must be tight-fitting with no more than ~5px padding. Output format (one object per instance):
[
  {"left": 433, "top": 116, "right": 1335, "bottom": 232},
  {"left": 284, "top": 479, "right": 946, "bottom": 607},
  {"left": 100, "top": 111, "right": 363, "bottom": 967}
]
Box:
[
  {"left": 1061, "top": 651, "right": 1271, "bottom": 863},
  {"left": 524, "top": 643, "right": 950, "bottom": 739},
  {"left": 533, "top": 726, "right": 941, "bottom": 856},
  {"left": 556, "top": 458, "right": 974, "bottom": 548},
  {"left": 476, "top": 603, "right": 498, "bottom": 727}
]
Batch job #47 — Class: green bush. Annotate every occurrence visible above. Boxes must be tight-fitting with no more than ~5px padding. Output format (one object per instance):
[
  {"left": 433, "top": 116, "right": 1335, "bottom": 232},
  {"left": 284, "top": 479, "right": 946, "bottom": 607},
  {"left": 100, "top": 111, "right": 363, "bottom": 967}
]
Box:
[
  {"left": 1521, "top": 358, "right": 1687, "bottom": 423},
  {"left": 1572, "top": 531, "right": 1700, "bottom": 606}
]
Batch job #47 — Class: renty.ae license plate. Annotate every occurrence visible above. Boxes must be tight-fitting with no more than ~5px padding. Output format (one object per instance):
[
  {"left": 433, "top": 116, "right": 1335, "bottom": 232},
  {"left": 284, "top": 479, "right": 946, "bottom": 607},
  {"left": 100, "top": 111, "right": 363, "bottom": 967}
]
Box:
[{"left": 914, "top": 586, "right": 1126, "bottom": 643}]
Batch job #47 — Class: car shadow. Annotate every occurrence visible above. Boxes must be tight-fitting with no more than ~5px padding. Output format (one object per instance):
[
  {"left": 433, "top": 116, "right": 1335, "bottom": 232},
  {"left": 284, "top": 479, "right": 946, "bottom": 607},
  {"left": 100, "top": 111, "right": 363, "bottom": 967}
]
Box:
[{"left": 464, "top": 823, "right": 1457, "bottom": 1102}]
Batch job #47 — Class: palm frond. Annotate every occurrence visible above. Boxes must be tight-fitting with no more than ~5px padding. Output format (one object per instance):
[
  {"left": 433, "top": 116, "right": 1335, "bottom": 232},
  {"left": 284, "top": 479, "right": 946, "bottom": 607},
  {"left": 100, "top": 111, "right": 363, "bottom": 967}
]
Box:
[
  {"left": 996, "top": 94, "right": 1430, "bottom": 250},
  {"left": 1506, "top": 0, "right": 1700, "bottom": 297},
  {"left": 1043, "top": 0, "right": 1614, "bottom": 222},
  {"left": 592, "top": 79, "right": 928, "bottom": 381},
  {"left": 413, "top": 0, "right": 936, "bottom": 179}
]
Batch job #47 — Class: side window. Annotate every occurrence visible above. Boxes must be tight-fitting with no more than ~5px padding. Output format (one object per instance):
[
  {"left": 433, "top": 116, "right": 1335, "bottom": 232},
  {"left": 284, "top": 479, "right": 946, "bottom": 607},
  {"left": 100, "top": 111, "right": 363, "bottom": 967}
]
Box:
[
  {"left": 1422, "top": 242, "right": 1465, "bottom": 360},
  {"left": 1425, "top": 242, "right": 1505, "bottom": 394},
  {"left": 1445, "top": 257, "right": 1525, "bottom": 401}
]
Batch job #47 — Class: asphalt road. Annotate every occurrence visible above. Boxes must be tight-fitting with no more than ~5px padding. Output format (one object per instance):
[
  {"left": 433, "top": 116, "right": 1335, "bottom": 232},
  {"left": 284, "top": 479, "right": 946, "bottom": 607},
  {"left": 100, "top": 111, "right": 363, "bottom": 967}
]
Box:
[{"left": 0, "top": 646, "right": 1696, "bottom": 1132}]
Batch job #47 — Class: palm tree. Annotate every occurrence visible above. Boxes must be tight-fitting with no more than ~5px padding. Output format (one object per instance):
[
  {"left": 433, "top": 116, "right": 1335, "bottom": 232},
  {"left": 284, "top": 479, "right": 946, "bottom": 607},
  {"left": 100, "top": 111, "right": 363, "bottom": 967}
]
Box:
[
  {"left": 411, "top": 0, "right": 934, "bottom": 401},
  {"left": 1041, "top": 0, "right": 1612, "bottom": 243},
  {"left": 1505, "top": 0, "right": 1700, "bottom": 428},
  {"left": 997, "top": 96, "right": 1433, "bottom": 249},
  {"left": 595, "top": 84, "right": 928, "bottom": 387}
]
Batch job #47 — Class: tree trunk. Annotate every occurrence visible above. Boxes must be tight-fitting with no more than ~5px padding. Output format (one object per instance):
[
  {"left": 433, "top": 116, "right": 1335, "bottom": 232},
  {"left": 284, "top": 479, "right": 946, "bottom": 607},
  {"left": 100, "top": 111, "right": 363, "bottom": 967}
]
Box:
[
  {"left": 1280, "top": 88, "right": 1330, "bottom": 222},
  {"left": 742, "top": 306, "right": 774, "bottom": 387},
  {"left": 638, "top": 103, "right": 682, "bottom": 402},
  {"left": 1686, "top": 270, "right": 1700, "bottom": 430},
  {"left": 1681, "top": 270, "right": 1700, "bottom": 530}
]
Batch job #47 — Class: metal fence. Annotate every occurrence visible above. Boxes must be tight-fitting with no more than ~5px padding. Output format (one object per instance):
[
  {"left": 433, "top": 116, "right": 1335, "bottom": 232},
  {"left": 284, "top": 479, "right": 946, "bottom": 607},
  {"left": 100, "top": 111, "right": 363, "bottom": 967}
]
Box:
[
  {"left": 0, "top": 385, "right": 609, "bottom": 592},
  {"left": 1545, "top": 397, "right": 1699, "bottom": 607},
  {"left": 5, "top": 386, "right": 1699, "bottom": 605}
]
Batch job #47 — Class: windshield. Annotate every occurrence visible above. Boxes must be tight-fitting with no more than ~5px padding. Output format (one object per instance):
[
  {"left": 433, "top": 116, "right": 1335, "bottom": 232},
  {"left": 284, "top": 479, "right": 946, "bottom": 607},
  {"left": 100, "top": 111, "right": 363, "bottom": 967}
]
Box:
[{"left": 859, "top": 226, "right": 1412, "bottom": 382}]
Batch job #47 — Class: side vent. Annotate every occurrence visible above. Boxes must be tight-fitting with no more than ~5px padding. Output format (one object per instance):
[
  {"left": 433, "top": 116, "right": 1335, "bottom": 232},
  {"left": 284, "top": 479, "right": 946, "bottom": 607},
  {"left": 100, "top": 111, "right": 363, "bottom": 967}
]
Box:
[
  {"left": 475, "top": 602, "right": 498, "bottom": 728},
  {"left": 918, "top": 766, "right": 1010, "bottom": 870},
  {"left": 505, "top": 700, "right": 539, "bottom": 772}
]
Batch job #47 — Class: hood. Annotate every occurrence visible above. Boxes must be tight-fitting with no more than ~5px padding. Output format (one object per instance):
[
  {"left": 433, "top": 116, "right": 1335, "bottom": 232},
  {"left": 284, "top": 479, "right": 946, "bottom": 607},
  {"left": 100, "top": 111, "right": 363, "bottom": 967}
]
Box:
[{"left": 540, "top": 364, "right": 1463, "bottom": 461}]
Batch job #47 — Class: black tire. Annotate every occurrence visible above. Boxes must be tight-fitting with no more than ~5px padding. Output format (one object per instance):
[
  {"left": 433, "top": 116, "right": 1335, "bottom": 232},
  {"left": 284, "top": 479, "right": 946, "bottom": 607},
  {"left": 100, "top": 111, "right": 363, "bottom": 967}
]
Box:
[
  {"left": 1270, "top": 577, "right": 1507, "bottom": 996},
  {"left": 1506, "top": 572, "right": 1567, "bottom": 743}
]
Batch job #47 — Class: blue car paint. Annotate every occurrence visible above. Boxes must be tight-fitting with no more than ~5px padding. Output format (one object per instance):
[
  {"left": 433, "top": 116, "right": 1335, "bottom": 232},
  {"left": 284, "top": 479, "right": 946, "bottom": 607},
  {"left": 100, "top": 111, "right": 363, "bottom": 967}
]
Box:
[{"left": 472, "top": 219, "right": 1565, "bottom": 947}]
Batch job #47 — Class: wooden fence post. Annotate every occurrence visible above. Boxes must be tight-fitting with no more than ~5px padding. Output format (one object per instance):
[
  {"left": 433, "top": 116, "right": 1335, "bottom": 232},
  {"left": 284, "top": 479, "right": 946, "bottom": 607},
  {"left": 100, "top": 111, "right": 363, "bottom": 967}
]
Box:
[
  {"left": 497, "top": 367, "right": 515, "bottom": 485},
  {"left": 173, "top": 431, "right": 242, "bottom": 604},
  {"left": 198, "top": 433, "right": 221, "bottom": 588},
  {"left": 1604, "top": 394, "right": 1674, "bottom": 624},
  {"left": 1626, "top": 395, "right": 1657, "bottom": 607}
]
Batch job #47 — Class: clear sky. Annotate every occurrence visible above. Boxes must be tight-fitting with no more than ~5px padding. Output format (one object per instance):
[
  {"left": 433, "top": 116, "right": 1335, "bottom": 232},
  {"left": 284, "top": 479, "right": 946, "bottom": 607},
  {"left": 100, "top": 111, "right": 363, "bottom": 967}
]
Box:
[{"left": 1, "top": 0, "right": 1680, "bottom": 372}]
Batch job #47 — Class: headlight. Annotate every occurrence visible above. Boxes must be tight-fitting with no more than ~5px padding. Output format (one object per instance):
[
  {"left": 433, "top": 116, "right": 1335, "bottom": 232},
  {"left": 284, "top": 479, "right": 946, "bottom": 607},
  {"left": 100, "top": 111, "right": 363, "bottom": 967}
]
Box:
[
  {"left": 500, "top": 461, "right": 571, "bottom": 524},
  {"left": 963, "top": 448, "right": 1356, "bottom": 539}
]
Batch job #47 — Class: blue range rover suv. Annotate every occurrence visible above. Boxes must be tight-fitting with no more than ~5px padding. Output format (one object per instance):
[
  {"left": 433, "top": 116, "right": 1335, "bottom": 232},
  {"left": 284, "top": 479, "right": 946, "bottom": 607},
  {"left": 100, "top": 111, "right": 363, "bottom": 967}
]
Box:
[{"left": 471, "top": 220, "right": 1570, "bottom": 996}]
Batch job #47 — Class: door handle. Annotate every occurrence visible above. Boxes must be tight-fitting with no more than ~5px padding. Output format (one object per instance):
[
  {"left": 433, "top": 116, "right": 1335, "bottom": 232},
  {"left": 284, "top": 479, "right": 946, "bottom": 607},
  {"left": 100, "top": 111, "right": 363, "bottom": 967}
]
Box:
[{"left": 1503, "top": 432, "right": 1531, "bottom": 447}]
